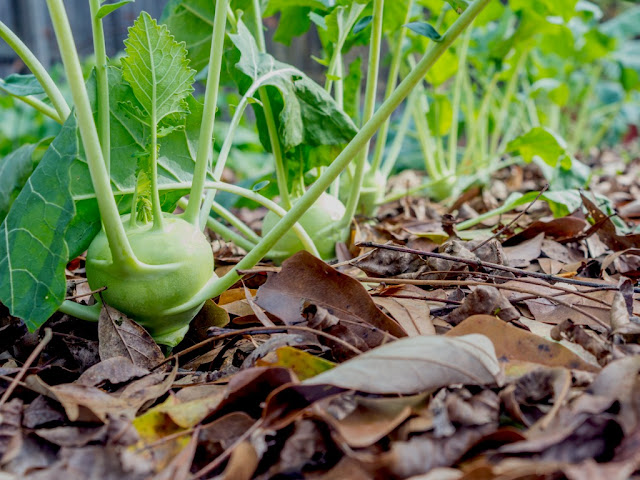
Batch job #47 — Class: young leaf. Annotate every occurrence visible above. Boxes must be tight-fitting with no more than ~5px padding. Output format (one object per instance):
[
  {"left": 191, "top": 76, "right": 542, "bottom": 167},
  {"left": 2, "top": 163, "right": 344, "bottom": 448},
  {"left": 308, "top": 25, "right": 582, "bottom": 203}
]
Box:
[
  {"left": 0, "top": 74, "right": 45, "bottom": 97},
  {"left": 227, "top": 21, "right": 357, "bottom": 153},
  {"left": 96, "top": 0, "right": 134, "bottom": 19},
  {"left": 506, "top": 127, "right": 567, "bottom": 166},
  {"left": 404, "top": 22, "right": 442, "bottom": 42},
  {"left": 121, "top": 12, "right": 195, "bottom": 124}
]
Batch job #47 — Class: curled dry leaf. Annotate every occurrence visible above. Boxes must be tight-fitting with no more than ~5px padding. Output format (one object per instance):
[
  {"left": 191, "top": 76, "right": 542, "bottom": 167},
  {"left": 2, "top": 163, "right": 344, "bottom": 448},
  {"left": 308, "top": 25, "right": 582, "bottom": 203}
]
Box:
[
  {"left": 443, "top": 286, "right": 519, "bottom": 326},
  {"left": 303, "top": 334, "right": 503, "bottom": 394},
  {"left": 98, "top": 305, "right": 164, "bottom": 371}
]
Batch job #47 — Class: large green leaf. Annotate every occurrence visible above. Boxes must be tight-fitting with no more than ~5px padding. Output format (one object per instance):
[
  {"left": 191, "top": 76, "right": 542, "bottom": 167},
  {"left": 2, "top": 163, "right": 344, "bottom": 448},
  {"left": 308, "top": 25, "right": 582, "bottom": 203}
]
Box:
[
  {"left": 0, "top": 67, "right": 208, "bottom": 331},
  {"left": 0, "top": 142, "right": 48, "bottom": 222},
  {"left": 122, "top": 12, "right": 196, "bottom": 124},
  {"left": 0, "top": 74, "right": 45, "bottom": 97},
  {"left": 505, "top": 127, "right": 567, "bottom": 166},
  {"left": 227, "top": 21, "right": 358, "bottom": 153},
  {"left": 0, "top": 120, "right": 76, "bottom": 330}
]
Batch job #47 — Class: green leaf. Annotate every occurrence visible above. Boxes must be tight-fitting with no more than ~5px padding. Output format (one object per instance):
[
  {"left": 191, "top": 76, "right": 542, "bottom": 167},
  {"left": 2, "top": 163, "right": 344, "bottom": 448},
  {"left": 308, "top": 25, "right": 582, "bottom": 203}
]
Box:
[
  {"left": 0, "top": 74, "right": 45, "bottom": 97},
  {"left": 96, "top": 0, "right": 134, "bottom": 19},
  {"left": 506, "top": 127, "right": 567, "bottom": 167},
  {"left": 122, "top": 12, "right": 196, "bottom": 123},
  {"left": 0, "top": 67, "right": 208, "bottom": 332},
  {"left": 0, "top": 142, "right": 46, "bottom": 222},
  {"left": 353, "top": 15, "right": 372, "bottom": 34},
  {"left": 445, "top": 0, "right": 471, "bottom": 14},
  {"left": 227, "top": 21, "right": 358, "bottom": 153},
  {"left": 0, "top": 120, "right": 76, "bottom": 330},
  {"left": 405, "top": 22, "right": 442, "bottom": 41},
  {"left": 343, "top": 56, "right": 362, "bottom": 123}
]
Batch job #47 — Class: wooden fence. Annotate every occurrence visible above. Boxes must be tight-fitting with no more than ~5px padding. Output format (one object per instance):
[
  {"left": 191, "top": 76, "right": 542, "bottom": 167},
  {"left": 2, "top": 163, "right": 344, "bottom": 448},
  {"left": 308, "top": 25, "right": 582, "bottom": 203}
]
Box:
[{"left": 0, "top": 0, "right": 322, "bottom": 76}]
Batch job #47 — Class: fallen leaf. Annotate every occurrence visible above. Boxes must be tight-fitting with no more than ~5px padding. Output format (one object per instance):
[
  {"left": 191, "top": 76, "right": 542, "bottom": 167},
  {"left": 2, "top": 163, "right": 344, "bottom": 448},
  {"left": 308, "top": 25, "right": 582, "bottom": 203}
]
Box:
[
  {"left": 446, "top": 315, "right": 600, "bottom": 373},
  {"left": 256, "top": 346, "right": 336, "bottom": 381},
  {"left": 98, "top": 306, "right": 164, "bottom": 370},
  {"left": 75, "top": 356, "right": 149, "bottom": 387},
  {"left": 256, "top": 252, "right": 406, "bottom": 338},
  {"left": 373, "top": 297, "right": 435, "bottom": 336},
  {"left": 303, "top": 334, "right": 503, "bottom": 394}
]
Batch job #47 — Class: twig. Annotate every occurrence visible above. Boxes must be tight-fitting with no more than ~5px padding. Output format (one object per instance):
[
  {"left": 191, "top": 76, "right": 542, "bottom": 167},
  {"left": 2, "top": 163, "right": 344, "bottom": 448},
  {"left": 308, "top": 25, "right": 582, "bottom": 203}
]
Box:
[
  {"left": 470, "top": 184, "right": 549, "bottom": 252},
  {"left": 65, "top": 286, "right": 106, "bottom": 300},
  {"left": 358, "top": 277, "right": 610, "bottom": 328},
  {"left": 0, "top": 328, "right": 53, "bottom": 407},
  {"left": 357, "top": 241, "right": 640, "bottom": 293},
  {"left": 153, "top": 325, "right": 364, "bottom": 371}
]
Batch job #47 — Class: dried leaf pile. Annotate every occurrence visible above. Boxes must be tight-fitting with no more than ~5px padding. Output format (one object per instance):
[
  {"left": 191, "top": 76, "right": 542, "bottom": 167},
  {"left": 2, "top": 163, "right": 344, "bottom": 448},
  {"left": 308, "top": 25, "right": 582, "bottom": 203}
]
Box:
[{"left": 1, "top": 157, "right": 640, "bottom": 479}]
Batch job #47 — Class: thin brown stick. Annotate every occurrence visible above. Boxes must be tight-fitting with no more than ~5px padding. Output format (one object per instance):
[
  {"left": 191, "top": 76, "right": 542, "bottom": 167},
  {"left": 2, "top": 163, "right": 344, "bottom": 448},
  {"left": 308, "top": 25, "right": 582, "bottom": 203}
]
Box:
[
  {"left": 470, "top": 184, "right": 549, "bottom": 253},
  {"left": 357, "top": 241, "right": 639, "bottom": 293},
  {"left": 0, "top": 328, "right": 52, "bottom": 407},
  {"left": 153, "top": 325, "right": 364, "bottom": 371},
  {"left": 358, "top": 277, "right": 609, "bottom": 328},
  {"left": 65, "top": 286, "right": 106, "bottom": 300}
]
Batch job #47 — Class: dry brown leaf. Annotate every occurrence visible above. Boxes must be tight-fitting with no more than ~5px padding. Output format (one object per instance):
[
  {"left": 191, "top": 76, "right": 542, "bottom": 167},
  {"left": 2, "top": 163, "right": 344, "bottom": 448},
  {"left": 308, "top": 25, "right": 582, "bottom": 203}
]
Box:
[
  {"left": 446, "top": 315, "right": 600, "bottom": 373},
  {"left": 373, "top": 297, "right": 435, "bottom": 336},
  {"left": 98, "top": 306, "right": 164, "bottom": 370},
  {"left": 303, "top": 334, "right": 503, "bottom": 394}
]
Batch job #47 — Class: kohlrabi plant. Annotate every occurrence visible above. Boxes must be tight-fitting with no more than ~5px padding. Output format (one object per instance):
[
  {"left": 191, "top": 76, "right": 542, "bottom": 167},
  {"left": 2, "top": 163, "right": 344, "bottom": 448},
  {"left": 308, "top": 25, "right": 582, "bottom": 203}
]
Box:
[{"left": 0, "top": 0, "right": 491, "bottom": 346}]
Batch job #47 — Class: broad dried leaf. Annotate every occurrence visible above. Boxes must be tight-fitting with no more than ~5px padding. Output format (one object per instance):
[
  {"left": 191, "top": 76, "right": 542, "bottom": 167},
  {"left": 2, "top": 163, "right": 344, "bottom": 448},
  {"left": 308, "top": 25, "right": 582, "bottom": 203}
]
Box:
[
  {"left": 98, "top": 306, "right": 164, "bottom": 370},
  {"left": 303, "top": 334, "right": 503, "bottom": 394},
  {"left": 447, "top": 315, "right": 600, "bottom": 373},
  {"left": 256, "top": 251, "right": 406, "bottom": 338},
  {"left": 75, "top": 356, "right": 149, "bottom": 387}
]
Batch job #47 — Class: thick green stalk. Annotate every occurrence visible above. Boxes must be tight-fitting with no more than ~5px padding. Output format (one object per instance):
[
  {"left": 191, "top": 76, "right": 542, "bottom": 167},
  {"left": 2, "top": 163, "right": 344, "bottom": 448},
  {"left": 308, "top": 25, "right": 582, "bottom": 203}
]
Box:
[
  {"left": 184, "top": 0, "right": 229, "bottom": 226},
  {"left": 324, "top": 3, "right": 366, "bottom": 95},
  {"left": 149, "top": 112, "right": 164, "bottom": 230},
  {"left": 447, "top": 28, "right": 472, "bottom": 175},
  {"left": 0, "top": 20, "right": 70, "bottom": 121},
  {"left": 13, "top": 94, "right": 62, "bottom": 122},
  {"left": 340, "top": 0, "right": 384, "bottom": 227},
  {"left": 89, "top": 0, "right": 110, "bottom": 172},
  {"left": 248, "top": 0, "right": 291, "bottom": 209},
  {"left": 380, "top": 93, "right": 414, "bottom": 178},
  {"left": 207, "top": 216, "right": 257, "bottom": 252},
  {"left": 163, "top": 0, "right": 492, "bottom": 315},
  {"left": 210, "top": 202, "right": 262, "bottom": 244},
  {"left": 584, "top": 102, "right": 623, "bottom": 151},
  {"left": 198, "top": 66, "right": 298, "bottom": 228},
  {"left": 488, "top": 49, "right": 528, "bottom": 157},
  {"left": 46, "top": 0, "right": 137, "bottom": 267},
  {"left": 370, "top": 0, "right": 413, "bottom": 173},
  {"left": 571, "top": 64, "right": 603, "bottom": 153}
]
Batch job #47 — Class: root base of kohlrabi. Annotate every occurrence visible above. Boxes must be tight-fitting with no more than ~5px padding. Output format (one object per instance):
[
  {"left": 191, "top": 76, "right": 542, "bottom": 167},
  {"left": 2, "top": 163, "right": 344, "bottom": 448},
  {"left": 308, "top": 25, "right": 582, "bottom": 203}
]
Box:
[
  {"left": 86, "top": 214, "right": 215, "bottom": 346},
  {"left": 262, "top": 192, "right": 349, "bottom": 261}
]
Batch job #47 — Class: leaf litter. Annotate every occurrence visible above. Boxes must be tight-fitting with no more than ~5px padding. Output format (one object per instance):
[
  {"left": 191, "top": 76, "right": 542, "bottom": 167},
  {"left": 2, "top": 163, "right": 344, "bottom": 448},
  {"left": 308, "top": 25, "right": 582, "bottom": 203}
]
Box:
[{"left": 2, "top": 160, "right": 640, "bottom": 478}]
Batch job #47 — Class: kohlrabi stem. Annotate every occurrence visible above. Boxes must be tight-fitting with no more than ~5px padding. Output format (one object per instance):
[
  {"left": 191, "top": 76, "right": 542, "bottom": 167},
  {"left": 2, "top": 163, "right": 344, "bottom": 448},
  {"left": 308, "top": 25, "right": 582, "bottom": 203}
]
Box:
[
  {"left": 571, "top": 64, "right": 603, "bottom": 153},
  {"left": 59, "top": 300, "right": 101, "bottom": 322},
  {"left": 197, "top": 66, "right": 299, "bottom": 229},
  {"left": 380, "top": 94, "right": 414, "bottom": 178},
  {"left": 447, "top": 27, "right": 472, "bottom": 175},
  {"left": 89, "top": 0, "right": 110, "bottom": 172},
  {"left": 184, "top": 0, "right": 229, "bottom": 226},
  {"left": 340, "top": 0, "right": 384, "bottom": 228},
  {"left": 149, "top": 113, "right": 164, "bottom": 230},
  {"left": 489, "top": 49, "right": 528, "bottom": 158},
  {"left": 247, "top": 0, "right": 291, "bottom": 210},
  {"left": 46, "top": 0, "right": 137, "bottom": 267},
  {"left": 370, "top": 0, "right": 413, "bottom": 173},
  {"left": 0, "top": 20, "right": 70, "bottom": 121},
  {"left": 210, "top": 202, "right": 262, "bottom": 244},
  {"left": 584, "top": 101, "right": 623, "bottom": 152},
  {"left": 164, "top": 0, "right": 492, "bottom": 315},
  {"left": 207, "top": 216, "right": 257, "bottom": 252},
  {"left": 178, "top": 198, "right": 258, "bottom": 252},
  {"left": 324, "top": 3, "right": 366, "bottom": 95},
  {"left": 13, "top": 94, "right": 62, "bottom": 123}
]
